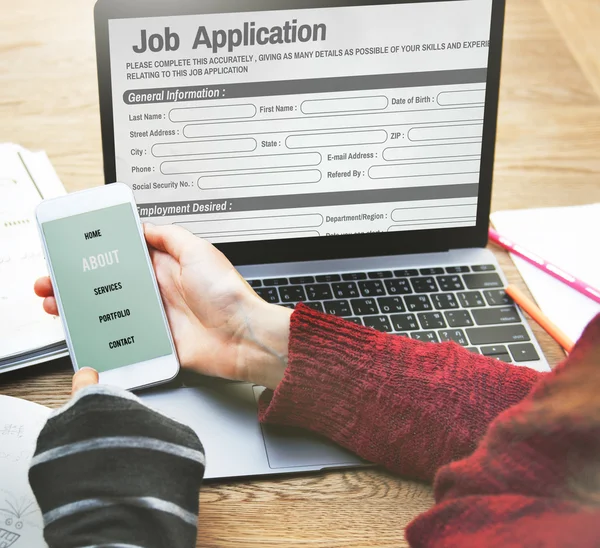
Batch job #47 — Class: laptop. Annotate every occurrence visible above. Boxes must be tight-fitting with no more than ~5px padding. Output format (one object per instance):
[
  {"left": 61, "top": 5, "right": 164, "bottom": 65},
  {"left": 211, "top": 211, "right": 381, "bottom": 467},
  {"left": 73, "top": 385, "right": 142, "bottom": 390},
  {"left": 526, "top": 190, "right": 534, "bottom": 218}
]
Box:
[{"left": 94, "top": 0, "right": 549, "bottom": 479}]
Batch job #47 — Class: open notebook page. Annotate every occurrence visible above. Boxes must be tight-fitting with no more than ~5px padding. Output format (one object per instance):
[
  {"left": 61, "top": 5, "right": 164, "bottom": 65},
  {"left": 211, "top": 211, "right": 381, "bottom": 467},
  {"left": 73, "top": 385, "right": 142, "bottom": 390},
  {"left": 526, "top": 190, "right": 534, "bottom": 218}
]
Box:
[{"left": 0, "top": 395, "right": 51, "bottom": 548}]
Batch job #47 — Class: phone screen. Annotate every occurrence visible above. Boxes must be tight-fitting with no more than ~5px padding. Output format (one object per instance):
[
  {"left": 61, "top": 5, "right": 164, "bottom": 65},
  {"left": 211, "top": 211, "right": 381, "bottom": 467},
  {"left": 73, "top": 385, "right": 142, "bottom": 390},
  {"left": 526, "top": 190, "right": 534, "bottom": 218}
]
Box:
[{"left": 42, "top": 203, "right": 172, "bottom": 372}]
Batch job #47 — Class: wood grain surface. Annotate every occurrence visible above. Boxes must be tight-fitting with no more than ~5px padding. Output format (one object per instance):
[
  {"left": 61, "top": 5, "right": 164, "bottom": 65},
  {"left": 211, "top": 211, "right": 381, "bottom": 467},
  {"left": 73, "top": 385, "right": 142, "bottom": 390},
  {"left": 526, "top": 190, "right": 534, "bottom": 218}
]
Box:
[{"left": 1, "top": 0, "right": 599, "bottom": 546}]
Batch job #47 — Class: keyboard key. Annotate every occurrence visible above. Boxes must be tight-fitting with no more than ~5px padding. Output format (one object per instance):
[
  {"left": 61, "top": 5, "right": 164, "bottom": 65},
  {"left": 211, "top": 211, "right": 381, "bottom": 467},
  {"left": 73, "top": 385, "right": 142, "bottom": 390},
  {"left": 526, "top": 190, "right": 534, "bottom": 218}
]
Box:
[
  {"left": 432, "top": 294, "right": 459, "bottom": 310},
  {"left": 289, "top": 276, "right": 315, "bottom": 284},
  {"left": 364, "top": 315, "right": 393, "bottom": 332},
  {"left": 390, "top": 313, "right": 419, "bottom": 332},
  {"left": 481, "top": 345, "right": 509, "bottom": 356},
  {"left": 332, "top": 282, "right": 359, "bottom": 299},
  {"left": 457, "top": 291, "right": 486, "bottom": 308},
  {"left": 418, "top": 312, "right": 446, "bottom": 329},
  {"left": 324, "top": 300, "right": 352, "bottom": 317},
  {"left": 263, "top": 278, "right": 289, "bottom": 287},
  {"left": 351, "top": 298, "right": 379, "bottom": 316},
  {"left": 279, "top": 286, "right": 307, "bottom": 303},
  {"left": 255, "top": 287, "right": 279, "bottom": 303},
  {"left": 439, "top": 329, "right": 469, "bottom": 346},
  {"left": 316, "top": 274, "right": 341, "bottom": 283},
  {"left": 385, "top": 278, "right": 412, "bottom": 295},
  {"left": 446, "top": 266, "right": 470, "bottom": 274},
  {"left": 509, "top": 343, "right": 541, "bottom": 362},
  {"left": 445, "top": 310, "right": 474, "bottom": 328},
  {"left": 484, "top": 289, "right": 513, "bottom": 306},
  {"left": 377, "top": 296, "right": 405, "bottom": 314},
  {"left": 420, "top": 268, "right": 444, "bottom": 275},
  {"left": 411, "top": 277, "right": 439, "bottom": 293},
  {"left": 436, "top": 276, "right": 465, "bottom": 291},
  {"left": 306, "top": 284, "right": 333, "bottom": 301},
  {"left": 368, "top": 271, "right": 393, "bottom": 279},
  {"left": 342, "top": 272, "right": 367, "bottom": 281},
  {"left": 405, "top": 295, "right": 433, "bottom": 312},
  {"left": 466, "top": 347, "right": 481, "bottom": 354},
  {"left": 466, "top": 325, "right": 531, "bottom": 345},
  {"left": 358, "top": 281, "right": 385, "bottom": 297},
  {"left": 304, "top": 301, "right": 324, "bottom": 313},
  {"left": 472, "top": 264, "right": 496, "bottom": 272},
  {"left": 463, "top": 273, "right": 503, "bottom": 290},
  {"left": 346, "top": 317, "right": 364, "bottom": 326},
  {"left": 472, "top": 306, "right": 520, "bottom": 326},
  {"left": 411, "top": 331, "right": 440, "bottom": 343},
  {"left": 394, "top": 269, "right": 419, "bottom": 277},
  {"left": 247, "top": 279, "right": 262, "bottom": 288},
  {"left": 489, "top": 354, "right": 512, "bottom": 363},
  {"left": 282, "top": 304, "right": 296, "bottom": 309}
]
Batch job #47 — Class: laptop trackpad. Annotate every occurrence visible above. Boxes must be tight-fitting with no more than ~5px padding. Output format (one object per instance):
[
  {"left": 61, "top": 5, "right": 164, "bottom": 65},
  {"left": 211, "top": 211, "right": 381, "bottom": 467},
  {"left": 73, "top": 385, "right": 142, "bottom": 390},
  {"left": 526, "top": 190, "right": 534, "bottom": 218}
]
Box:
[
  {"left": 140, "top": 383, "right": 270, "bottom": 479},
  {"left": 139, "top": 383, "right": 363, "bottom": 478},
  {"left": 252, "top": 386, "right": 363, "bottom": 470}
]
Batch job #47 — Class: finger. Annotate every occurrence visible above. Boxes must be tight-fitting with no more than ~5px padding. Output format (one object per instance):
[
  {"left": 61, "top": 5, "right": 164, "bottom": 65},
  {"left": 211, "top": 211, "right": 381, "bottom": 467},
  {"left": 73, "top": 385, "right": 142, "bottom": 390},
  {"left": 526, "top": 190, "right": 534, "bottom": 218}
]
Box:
[
  {"left": 34, "top": 276, "right": 54, "bottom": 298},
  {"left": 72, "top": 368, "right": 99, "bottom": 395},
  {"left": 43, "top": 297, "right": 59, "bottom": 316},
  {"left": 144, "top": 223, "right": 201, "bottom": 263}
]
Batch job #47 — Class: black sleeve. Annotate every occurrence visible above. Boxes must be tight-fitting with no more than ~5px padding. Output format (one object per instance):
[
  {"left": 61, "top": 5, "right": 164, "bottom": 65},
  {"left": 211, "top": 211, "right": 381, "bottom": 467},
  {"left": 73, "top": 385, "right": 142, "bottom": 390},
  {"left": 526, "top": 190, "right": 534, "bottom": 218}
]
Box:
[{"left": 29, "top": 385, "right": 205, "bottom": 548}]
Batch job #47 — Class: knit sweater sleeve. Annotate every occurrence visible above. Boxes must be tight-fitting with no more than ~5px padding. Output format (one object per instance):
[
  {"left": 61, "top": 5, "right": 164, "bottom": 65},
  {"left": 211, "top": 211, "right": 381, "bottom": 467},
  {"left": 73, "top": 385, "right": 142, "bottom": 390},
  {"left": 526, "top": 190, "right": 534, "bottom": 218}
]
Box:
[
  {"left": 29, "top": 385, "right": 205, "bottom": 548},
  {"left": 258, "top": 303, "right": 543, "bottom": 481},
  {"left": 405, "top": 314, "right": 600, "bottom": 547}
]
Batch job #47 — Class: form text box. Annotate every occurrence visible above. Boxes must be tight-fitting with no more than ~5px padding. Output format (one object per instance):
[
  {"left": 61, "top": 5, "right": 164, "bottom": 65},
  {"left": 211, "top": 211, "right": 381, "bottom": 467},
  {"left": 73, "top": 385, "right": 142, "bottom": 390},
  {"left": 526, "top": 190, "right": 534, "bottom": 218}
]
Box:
[
  {"left": 408, "top": 124, "right": 483, "bottom": 142},
  {"left": 170, "top": 104, "right": 257, "bottom": 123},
  {"left": 383, "top": 142, "right": 482, "bottom": 162},
  {"left": 152, "top": 138, "right": 257, "bottom": 158},
  {"left": 301, "top": 96, "right": 388, "bottom": 115},
  {"left": 198, "top": 170, "right": 321, "bottom": 190},
  {"left": 161, "top": 152, "right": 322, "bottom": 175},
  {"left": 369, "top": 159, "right": 481, "bottom": 180},
  {"left": 286, "top": 130, "right": 387, "bottom": 149},
  {"left": 391, "top": 204, "right": 476, "bottom": 223},
  {"left": 177, "top": 214, "right": 324, "bottom": 235},
  {"left": 437, "top": 89, "right": 486, "bottom": 106}
]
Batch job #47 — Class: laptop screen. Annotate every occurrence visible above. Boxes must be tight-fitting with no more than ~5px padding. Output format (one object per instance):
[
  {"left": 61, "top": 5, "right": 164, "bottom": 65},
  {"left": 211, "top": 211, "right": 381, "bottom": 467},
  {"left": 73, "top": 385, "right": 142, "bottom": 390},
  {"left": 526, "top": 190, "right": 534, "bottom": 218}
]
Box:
[{"left": 105, "top": 0, "right": 493, "bottom": 247}]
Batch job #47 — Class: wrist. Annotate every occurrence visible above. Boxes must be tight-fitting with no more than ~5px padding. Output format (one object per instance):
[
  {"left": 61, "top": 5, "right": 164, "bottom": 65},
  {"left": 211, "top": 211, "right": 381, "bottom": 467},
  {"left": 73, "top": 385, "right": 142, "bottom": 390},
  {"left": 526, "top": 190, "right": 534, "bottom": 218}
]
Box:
[{"left": 238, "top": 298, "right": 292, "bottom": 390}]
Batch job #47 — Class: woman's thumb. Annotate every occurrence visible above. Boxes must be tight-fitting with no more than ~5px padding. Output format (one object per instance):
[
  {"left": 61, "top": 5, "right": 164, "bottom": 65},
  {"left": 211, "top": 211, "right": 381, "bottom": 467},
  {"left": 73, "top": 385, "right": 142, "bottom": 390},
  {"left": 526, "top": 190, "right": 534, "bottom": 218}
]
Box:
[{"left": 72, "top": 368, "right": 99, "bottom": 395}]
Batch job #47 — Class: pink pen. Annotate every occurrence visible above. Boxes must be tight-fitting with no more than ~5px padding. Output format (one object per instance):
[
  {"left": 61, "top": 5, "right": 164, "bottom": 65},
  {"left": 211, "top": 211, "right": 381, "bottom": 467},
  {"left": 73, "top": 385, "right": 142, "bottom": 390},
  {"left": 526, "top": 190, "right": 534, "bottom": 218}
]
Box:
[{"left": 489, "top": 227, "right": 600, "bottom": 305}]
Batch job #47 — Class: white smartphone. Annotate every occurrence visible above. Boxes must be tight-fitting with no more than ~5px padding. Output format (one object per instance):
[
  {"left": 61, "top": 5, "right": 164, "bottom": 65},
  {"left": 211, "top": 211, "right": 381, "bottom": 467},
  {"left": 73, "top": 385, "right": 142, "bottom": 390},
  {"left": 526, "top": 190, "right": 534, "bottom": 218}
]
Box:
[{"left": 35, "top": 183, "right": 179, "bottom": 390}]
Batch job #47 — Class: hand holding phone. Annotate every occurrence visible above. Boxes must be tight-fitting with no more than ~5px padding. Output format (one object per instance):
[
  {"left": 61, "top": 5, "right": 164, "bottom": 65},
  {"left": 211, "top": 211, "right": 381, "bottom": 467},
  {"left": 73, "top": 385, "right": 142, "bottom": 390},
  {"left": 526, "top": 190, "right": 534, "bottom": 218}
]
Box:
[
  {"left": 35, "top": 198, "right": 292, "bottom": 391},
  {"left": 36, "top": 183, "right": 179, "bottom": 390}
]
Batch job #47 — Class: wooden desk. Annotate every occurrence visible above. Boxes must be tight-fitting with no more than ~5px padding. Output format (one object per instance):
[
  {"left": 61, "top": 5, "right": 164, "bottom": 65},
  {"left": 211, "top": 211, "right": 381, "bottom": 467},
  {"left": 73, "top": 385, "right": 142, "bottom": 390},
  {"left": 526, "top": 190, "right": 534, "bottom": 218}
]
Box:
[{"left": 1, "top": 1, "right": 600, "bottom": 546}]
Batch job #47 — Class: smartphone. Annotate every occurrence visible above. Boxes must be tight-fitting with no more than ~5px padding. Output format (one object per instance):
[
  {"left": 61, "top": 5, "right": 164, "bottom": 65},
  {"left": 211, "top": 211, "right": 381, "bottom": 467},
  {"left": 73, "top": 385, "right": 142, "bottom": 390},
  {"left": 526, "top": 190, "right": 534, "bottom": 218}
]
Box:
[{"left": 35, "top": 183, "right": 179, "bottom": 390}]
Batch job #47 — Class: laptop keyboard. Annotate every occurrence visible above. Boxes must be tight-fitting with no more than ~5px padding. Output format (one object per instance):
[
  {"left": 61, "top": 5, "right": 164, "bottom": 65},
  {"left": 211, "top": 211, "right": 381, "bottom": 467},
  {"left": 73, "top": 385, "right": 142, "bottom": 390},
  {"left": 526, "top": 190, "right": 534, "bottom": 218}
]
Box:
[{"left": 248, "top": 264, "right": 541, "bottom": 365}]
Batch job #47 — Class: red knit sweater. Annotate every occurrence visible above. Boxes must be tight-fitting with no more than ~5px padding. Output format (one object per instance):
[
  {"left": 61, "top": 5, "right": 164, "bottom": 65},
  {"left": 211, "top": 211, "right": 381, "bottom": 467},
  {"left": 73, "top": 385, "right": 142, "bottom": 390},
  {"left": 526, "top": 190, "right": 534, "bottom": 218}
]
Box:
[{"left": 259, "top": 305, "right": 600, "bottom": 547}]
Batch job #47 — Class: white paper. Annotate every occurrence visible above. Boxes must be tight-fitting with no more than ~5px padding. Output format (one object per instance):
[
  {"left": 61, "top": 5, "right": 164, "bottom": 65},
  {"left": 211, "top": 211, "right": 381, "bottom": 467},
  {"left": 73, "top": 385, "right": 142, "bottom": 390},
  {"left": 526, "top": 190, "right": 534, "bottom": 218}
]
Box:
[
  {"left": 0, "top": 395, "right": 50, "bottom": 548},
  {"left": 491, "top": 204, "right": 600, "bottom": 344},
  {"left": 0, "top": 145, "right": 66, "bottom": 362}
]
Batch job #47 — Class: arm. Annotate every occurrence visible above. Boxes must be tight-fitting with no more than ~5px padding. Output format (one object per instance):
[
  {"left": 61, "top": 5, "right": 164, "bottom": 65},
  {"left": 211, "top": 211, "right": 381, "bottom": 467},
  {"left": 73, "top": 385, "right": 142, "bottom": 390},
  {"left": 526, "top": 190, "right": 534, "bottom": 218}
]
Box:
[
  {"left": 259, "top": 304, "right": 543, "bottom": 481},
  {"left": 29, "top": 384, "right": 205, "bottom": 548},
  {"left": 406, "top": 314, "right": 600, "bottom": 547}
]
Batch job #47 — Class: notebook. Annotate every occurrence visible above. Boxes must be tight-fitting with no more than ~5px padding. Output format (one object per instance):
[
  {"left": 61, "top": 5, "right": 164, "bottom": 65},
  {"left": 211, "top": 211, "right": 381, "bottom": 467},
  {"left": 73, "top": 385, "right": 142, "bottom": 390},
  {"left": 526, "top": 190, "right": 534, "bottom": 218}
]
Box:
[
  {"left": 491, "top": 204, "right": 600, "bottom": 345},
  {"left": 0, "top": 395, "right": 51, "bottom": 548}
]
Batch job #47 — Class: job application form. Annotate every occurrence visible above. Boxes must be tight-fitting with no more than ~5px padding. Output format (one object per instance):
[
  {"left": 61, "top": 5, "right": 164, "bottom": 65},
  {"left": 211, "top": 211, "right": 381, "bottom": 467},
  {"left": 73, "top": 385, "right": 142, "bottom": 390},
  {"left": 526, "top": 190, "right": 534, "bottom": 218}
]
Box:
[{"left": 108, "top": 1, "right": 492, "bottom": 243}]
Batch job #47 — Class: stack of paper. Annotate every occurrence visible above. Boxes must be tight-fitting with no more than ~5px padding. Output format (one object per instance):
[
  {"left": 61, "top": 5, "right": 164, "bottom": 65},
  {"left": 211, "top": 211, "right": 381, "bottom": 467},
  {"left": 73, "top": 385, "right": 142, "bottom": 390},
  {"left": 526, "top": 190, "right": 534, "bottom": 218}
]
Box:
[{"left": 0, "top": 144, "right": 68, "bottom": 373}]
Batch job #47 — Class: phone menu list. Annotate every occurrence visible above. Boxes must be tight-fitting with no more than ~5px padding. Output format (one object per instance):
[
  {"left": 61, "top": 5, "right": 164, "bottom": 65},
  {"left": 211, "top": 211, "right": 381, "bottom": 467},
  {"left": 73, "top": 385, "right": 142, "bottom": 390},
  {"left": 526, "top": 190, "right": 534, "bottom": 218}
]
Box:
[{"left": 42, "top": 204, "right": 172, "bottom": 372}]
